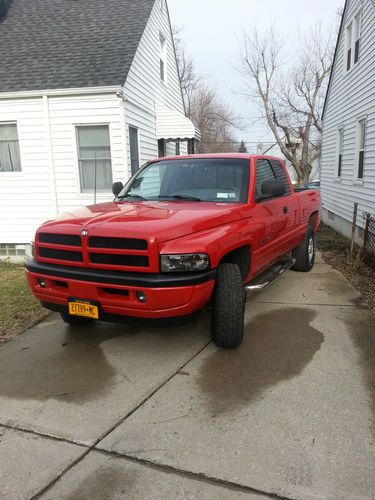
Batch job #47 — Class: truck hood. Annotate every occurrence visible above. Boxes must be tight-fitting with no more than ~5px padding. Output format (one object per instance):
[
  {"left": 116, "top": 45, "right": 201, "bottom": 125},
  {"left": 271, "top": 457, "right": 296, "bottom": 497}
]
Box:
[{"left": 38, "top": 201, "right": 249, "bottom": 243}]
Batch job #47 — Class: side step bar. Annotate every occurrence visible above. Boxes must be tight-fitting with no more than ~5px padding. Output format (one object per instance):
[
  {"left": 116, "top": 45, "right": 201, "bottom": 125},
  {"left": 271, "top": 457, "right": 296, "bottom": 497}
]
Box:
[{"left": 245, "top": 256, "right": 296, "bottom": 291}]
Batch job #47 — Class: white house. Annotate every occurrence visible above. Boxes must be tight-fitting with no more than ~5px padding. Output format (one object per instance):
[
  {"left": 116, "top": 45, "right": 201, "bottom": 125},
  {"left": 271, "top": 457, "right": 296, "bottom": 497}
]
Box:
[
  {"left": 0, "top": 0, "right": 199, "bottom": 259},
  {"left": 320, "top": 0, "right": 375, "bottom": 242}
]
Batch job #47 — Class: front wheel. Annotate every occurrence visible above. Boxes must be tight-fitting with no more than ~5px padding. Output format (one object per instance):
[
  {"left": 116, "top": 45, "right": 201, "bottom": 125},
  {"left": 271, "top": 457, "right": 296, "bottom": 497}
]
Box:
[
  {"left": 292, "top": 226, "right": 315, "bottom": 272},
  {"left": 211, "top": 263, "right": 245, "bottom": 348}
]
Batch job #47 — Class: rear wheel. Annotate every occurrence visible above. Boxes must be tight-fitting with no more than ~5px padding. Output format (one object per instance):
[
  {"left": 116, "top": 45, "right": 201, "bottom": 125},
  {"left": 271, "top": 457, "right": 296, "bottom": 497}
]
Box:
[
  {"left": 60, "top": 313, "right": 93, "bottom": 325},
  {"left": 292, "top": 225, "right": 315, "bottom": 272},
  {"left": 211, "top": 263, "right": 245, "bottom": 348}
]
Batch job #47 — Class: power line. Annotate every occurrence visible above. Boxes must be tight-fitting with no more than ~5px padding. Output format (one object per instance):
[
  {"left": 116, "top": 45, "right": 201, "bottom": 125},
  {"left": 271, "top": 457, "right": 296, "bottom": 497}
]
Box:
[{"left": 199, "top": 141, "right": 267, "bottom": 144}]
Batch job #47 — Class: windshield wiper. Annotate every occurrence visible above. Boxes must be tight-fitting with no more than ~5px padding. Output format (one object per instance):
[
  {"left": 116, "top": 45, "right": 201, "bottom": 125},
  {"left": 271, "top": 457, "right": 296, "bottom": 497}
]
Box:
[
  {"left": 158, "top": 195, "right": 202, "bottom": 202},
  {"left": 117, "top": 193, "right": 147, "bottom": 201}
]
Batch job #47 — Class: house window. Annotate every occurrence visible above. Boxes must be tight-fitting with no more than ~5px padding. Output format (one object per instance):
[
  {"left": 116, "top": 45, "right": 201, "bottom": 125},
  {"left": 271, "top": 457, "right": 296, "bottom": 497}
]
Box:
[
  {"left": 160, "top": 34, "right": 167, "bottom": 82},
  {"left": 345, "top": 11, "right": 361, "bottom": 71},
  {"left": 76, "top": 125, "right": 112, "bottom": 192},
  {"left": 336, "top": 128, "right": 344, "bottom": 178},
  {"left": 353, "top": 12, "right": 361, "bottom": 64},
  {"left": 175, "top": 140, "right": 180, "bottom": 156},
  {"left": 356, "top": 118, "right": 366, "bottom": 180},
  {"left": 0, "top": 123, "right": 21, "bottom": 172},
  {"left": 129, "top": 126, "right": 140, "bottom": 176},
  {"left": 346, "top": 22, "right": 352, "bottom": 71}
]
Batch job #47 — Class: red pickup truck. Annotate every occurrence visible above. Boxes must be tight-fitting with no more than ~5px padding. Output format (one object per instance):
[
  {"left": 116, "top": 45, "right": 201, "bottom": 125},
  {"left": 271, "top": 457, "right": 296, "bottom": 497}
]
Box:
[{"left": 26, "top": 154, "right": 321, "bottom": 348}]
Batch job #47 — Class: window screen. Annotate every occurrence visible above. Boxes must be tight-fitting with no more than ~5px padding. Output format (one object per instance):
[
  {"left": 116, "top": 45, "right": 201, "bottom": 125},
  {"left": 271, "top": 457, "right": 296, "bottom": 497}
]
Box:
[
  {"left": 0, "top": 123, "right": 21, "bottom": 172},
  {"left": 76, "top": 125, "right": 112, "bottom": 192}
]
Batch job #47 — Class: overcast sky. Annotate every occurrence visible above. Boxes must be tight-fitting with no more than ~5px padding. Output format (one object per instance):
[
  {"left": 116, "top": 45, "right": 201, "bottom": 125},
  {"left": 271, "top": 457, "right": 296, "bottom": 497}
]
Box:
[{"left": 168, "top": 0, "right": 344, "bottom": 152}]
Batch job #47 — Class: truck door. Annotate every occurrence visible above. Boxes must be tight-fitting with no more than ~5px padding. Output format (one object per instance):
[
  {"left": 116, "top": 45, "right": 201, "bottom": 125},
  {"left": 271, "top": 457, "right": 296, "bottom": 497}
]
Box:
[
  {"left": 268, "top": 159, "right": 300, "bottom": 255},
  {"left": 251, "top": 159, "right": 287, "bottom": 275}
]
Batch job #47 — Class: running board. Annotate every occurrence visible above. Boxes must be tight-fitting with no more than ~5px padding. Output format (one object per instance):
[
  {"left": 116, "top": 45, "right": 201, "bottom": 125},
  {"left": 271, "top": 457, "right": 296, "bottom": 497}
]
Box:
[{"left": 245, "top": 257, "right": 296, "bottom": 291}]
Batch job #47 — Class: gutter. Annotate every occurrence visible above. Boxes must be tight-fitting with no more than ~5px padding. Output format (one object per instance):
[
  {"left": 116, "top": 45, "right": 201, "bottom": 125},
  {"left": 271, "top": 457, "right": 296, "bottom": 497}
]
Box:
[{"left": 0, "top": 86, "right": 121, "bottom": 100}]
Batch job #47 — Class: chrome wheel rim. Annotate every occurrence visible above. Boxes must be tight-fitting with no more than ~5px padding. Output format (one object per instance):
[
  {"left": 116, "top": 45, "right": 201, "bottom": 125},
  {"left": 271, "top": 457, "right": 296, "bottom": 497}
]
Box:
[{"left": 308, "top": 237, "right": 314, "bottom": 264}]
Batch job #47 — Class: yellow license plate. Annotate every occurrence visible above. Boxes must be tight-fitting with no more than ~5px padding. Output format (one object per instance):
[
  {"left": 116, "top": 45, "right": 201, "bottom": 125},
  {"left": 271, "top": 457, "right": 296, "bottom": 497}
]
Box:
[{"left": 68, "top": 300, "right": 99, "bottom": 319}]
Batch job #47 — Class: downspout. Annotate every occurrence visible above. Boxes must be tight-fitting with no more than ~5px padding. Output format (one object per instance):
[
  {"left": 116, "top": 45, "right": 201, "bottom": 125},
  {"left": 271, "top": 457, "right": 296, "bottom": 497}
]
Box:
[{"left": 43, "top": 95, "right": 58, "bottom": 214}]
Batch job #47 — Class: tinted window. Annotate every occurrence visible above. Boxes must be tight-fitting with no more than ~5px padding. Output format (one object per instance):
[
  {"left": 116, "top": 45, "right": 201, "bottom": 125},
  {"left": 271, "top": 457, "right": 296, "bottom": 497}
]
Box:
[
  {"left": 255, "top": 159, "right": 275, "bottom": 198},
  {"left": 270, "top": 160, "right": 291, "bottom": 195}
]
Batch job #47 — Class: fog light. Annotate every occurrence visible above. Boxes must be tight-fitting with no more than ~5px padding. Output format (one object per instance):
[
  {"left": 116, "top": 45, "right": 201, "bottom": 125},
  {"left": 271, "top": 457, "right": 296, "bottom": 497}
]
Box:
[
  {"left": 38, "top": 278, "right": 46, "bottom": 288},
  {"left": 136, "top": 291, "right": 146, "bottom": 303}
]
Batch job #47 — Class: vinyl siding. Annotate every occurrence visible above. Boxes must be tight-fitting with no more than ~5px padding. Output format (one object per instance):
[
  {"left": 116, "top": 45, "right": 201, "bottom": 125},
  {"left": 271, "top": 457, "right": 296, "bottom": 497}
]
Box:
[
  {"left": 321, "top": 0, "right": 375, "bottom": 227},
  {"left": 0, "top": 1, "right": 187, "bottom": 245},
  {"left": 123, "top": 0, "right": 186, "bottom": 174},
  {"left": 0, "top": 93, "right": 125, "bottom": 244},
  {"left": 48, "top": 94, "right": 125, "bottom": 214},
  {"left": 0, "top": 98, "right": 52, "bottom": 243}
]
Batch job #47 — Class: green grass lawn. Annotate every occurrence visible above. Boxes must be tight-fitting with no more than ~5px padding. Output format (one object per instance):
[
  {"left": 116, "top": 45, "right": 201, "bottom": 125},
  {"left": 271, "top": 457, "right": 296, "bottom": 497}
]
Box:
[{"left": 0, "top": 261, "right": 48, "bottom": 344}]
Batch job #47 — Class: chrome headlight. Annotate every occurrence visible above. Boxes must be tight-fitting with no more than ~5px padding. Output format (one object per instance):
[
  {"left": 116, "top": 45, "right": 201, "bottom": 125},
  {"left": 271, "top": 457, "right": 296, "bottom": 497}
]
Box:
[{"left": 160, "top": 254, "right": 210, "bottom": 273}]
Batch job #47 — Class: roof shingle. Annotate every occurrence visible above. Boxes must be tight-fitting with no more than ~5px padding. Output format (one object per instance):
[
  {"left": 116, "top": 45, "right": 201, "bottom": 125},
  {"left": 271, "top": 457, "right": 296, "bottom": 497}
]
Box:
[{"left": 0, "top": 0, "right": 155, "bottom": 93}]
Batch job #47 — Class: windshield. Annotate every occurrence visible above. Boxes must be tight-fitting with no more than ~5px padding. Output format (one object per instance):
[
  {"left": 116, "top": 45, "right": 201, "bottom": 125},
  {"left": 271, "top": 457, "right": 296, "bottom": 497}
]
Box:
[{"left": 117, "top": 158, "right": 250, "bottom": 203}]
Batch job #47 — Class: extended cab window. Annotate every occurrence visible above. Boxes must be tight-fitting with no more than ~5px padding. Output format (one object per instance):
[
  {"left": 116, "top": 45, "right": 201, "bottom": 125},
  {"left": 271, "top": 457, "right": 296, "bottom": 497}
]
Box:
[
  {"left": 119, "top": 158, "right": 250, "bottom": 203},
  {"left": 269, "top": 160, "right": 291, "bottom": 195},
  {"left": 255, "top": 159, "right": 275, "bottom": 198}
]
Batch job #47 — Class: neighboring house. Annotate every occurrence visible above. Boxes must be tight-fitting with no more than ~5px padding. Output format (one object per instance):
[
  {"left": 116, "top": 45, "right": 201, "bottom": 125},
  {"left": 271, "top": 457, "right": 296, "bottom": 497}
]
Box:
[
  {"left": 320, "top": 0, "right": 375, "bottom": 243},
  {"left": 0, "top": 0, "right": 199, "bottom": 259}
]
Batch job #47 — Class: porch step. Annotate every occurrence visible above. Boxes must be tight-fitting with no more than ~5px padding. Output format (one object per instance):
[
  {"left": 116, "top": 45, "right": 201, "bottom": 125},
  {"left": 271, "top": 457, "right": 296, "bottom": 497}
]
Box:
[{"left": 245, "top": 256, "right": 296, "bottom": 291}]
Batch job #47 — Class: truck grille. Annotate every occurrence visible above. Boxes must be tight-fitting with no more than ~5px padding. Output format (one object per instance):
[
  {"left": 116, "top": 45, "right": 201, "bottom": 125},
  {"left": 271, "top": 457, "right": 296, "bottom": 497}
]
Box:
[
  {"left": 89, "top": 253, "right": 149, "bottom": 267},
  {"left": 36, "top": 233, "right": 150, "bottom": 270},
  {"left": 38, "top": 233, "right": 81, "bottom": 246},
  {"left": 38, "top": 247, "right": 83, "bottom": 262},
  {"left": 89, "top": 236, "right": 147, "bottom": 250}
]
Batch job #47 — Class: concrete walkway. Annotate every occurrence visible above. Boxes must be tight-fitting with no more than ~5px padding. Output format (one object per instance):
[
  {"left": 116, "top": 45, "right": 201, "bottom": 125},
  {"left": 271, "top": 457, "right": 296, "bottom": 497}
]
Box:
[{"left": 0, "top": 254, "right": 374, "bottom": 499}]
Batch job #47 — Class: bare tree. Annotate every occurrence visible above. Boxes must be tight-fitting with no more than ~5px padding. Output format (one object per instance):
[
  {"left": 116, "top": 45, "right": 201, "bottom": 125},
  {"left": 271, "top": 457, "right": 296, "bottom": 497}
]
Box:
[
  {"left": 238, "top": 24, "right": 334, "bottom": 185},
  {"left": 190, "top": 84, "right": 238, "bottom": 153},
  {"left": 174, "top": 26, "right": 238, "bottom": 153},
  {"left": 173, "top": 26, "right": 201, "bottom": 118}
]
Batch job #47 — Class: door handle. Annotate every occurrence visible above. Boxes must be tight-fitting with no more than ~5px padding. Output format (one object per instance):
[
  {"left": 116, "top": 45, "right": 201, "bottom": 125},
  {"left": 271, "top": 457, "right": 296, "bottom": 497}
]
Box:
[{"left": 283, "top": 206, "right": 288, "bottom": 214}]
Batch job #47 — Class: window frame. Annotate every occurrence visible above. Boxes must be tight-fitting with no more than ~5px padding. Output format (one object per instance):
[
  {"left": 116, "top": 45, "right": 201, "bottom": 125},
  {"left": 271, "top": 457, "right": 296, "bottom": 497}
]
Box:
[
  {"left": 75, "top": 123, "right": 113, "bottom": 194},
  {"left": 353, "top": 117, "right": 366, "bottom": 183},
  {"left": 345, "top": 9, "right": 362, "bottom": 73},
  {"left": 336, "top": 128, "right": 344, "bottom": 179},
  {"left": 159, "top": 33, "right": 167, "bottom": 83},
  {"left": 129, "top": 125, "right": 141, "bottom": 176},
  {"left": 0, "top": 121, "right": 22, "bottom": 173}
]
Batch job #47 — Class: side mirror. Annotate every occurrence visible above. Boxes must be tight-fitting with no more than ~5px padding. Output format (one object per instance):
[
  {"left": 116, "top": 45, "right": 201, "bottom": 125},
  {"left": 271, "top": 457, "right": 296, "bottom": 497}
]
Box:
[
  {"left": 112, "top": 182, "right": 124, "bottom": 197},
  {"left": 258, "top": 180, "right": 286, "bottom": 201}
]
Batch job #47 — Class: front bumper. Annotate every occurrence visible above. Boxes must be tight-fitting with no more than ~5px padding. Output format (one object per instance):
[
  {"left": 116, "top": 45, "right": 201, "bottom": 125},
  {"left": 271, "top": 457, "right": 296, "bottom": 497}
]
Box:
[{"left": 25, "top": 259, "right": 216, "bottom": 319}]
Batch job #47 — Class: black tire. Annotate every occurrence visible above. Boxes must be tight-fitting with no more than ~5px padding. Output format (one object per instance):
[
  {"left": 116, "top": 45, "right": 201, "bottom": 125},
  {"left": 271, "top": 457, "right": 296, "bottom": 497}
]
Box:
[
  {"left": 60, "top": 313, "right": 94, "bottom": 325},
  {"left": 292, "top": 225, "right": 315, "bottom": 272},
  {"left": 211, "top": 263, "right": 245, "bottom": 348}
]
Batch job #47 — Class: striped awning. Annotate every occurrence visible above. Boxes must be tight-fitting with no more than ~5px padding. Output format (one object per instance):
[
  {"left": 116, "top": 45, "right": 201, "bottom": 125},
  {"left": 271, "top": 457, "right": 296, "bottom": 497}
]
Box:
[{"left": 155, "top": 103, "right": 201, "bottom": 141}]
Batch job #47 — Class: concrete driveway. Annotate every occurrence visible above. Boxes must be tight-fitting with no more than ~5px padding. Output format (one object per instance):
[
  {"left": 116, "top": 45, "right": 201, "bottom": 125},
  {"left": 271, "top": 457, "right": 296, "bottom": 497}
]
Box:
[{"left": 0, "top": 253, "right": 374, "bottom": 500}]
